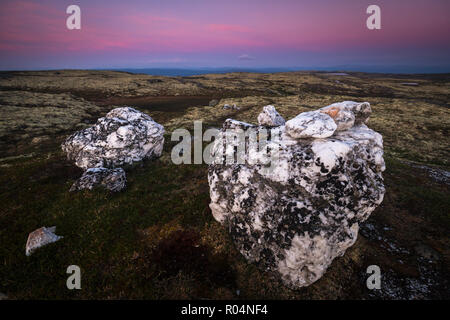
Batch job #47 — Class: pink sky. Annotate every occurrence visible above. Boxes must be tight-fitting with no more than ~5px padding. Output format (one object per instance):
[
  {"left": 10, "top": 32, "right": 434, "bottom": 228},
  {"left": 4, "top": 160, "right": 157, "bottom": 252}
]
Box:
[{"left": 0, "top": 0, "right": 449, "bottom": 71}]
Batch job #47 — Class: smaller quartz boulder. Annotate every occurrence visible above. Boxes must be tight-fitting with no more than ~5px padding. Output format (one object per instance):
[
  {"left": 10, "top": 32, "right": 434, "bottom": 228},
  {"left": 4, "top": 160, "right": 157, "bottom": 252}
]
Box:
[
  {"left": 209, "top": 99, "right": 219, "bottom": 107},
  {"left": 285, "top": 111, "right": 337, "bottom": 139},
  {"left": 320, "top": 101, "right": 371, "bottom": 130},
  {"left": 70, "top": 167, "right": 126, "bottom": 192},
  {"left": 26, "top": 226, "right": 63, "bottom": 256},
  {"left": 257, "top": 105, "right": 285, "bottom": 126}
]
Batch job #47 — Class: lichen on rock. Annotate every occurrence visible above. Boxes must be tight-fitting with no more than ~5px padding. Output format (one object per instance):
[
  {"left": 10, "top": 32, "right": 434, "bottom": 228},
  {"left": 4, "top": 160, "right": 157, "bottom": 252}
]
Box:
[{"left": 208, "top": 103, "right": 385, "bottom": 289}]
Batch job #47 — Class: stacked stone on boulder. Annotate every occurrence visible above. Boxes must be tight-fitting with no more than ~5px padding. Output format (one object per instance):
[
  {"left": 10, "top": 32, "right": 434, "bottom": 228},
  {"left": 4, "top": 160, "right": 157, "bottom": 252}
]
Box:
[
  {"left": 62, "top": 107, "right": 165, "bottom": 192},
  {"left": 208, "top": 101, "right": 385, "bottom": 289}
]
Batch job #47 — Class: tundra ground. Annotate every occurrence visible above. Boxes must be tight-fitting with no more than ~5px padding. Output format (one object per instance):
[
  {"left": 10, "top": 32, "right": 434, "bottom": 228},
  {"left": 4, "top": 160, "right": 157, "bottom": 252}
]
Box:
[{"left": 0, "top": 70, "right": 448, "bottom": 299}]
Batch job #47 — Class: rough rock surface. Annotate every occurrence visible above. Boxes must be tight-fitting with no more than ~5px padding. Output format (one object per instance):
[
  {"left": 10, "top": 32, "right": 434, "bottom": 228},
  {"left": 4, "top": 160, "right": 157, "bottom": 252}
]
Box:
[
  {"left": 26, "top": 226, "right": 63, "bottom": 256},
  {"left": 70, "top": 167, "right": 126, "bottom": 192},
  {"left": 62, "top": 107, "right": 165, "bottom": 169},
  {"left": 258, "top": 105, "right": 286, "bottom": 126},
  {"left": 208, "top": 103, "right": 385, "bottom": 288}
]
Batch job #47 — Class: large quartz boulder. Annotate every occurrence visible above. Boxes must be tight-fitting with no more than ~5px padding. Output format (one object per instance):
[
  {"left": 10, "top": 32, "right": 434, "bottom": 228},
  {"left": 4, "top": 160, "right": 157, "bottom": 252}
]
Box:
[
  {"left": 208, "top": 103, "right": 385, "bottom": 288},
  {"left": 62, "top": 107, "right": 164, "bottom": 170}
]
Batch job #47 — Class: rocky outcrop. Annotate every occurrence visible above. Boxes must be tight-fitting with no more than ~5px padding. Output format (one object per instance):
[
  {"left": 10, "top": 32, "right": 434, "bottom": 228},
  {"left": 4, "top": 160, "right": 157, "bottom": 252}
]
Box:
[
  {"left": 69, "top": 167, "right": 126, "bottom": 192},
  {"left": 26, "top": 226, "right": 63, "bottom": 256},
  {"left": 62, "top": 107, "right": 164, "bottom": 192},
  {"left": 208, "top": 102, "right": 385, "bottom": 289}
]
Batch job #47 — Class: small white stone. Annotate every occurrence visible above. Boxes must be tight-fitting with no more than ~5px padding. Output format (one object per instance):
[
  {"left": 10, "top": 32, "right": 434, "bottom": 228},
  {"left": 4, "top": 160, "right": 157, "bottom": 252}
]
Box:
[{"left": 26, "top": 226, "right": 63, "bottom": 256}]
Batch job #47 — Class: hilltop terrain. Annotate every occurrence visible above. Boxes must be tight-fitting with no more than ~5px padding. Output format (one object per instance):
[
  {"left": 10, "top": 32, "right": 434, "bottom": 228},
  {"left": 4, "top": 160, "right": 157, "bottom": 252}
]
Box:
[{"left": 0, "top": 70, "right": 448, "bottom": 299}]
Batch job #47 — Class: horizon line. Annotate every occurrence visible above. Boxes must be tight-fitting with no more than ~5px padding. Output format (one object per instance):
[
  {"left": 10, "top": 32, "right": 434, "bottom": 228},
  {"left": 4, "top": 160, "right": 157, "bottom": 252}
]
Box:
[{"left": 1, "top": 66, "right": 450, "bottom": 75}]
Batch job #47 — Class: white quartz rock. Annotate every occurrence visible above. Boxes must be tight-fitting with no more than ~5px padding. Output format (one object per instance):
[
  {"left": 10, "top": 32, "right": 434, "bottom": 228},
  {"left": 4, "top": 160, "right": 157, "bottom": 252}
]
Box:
[
  {"left": 26, "top": 226, "right": 63, "bottom": 256},
  {"left": 257, "top": 105, "right": 286, "bottom": 126},
  {"left": 285, "top": 111, "right": 337, "bottom": 139},
  {"left": 62, "top": 107, "right": 164, "bottom": 170},
  {"left": 320, "top": 101, "right": 371, "bottom": 131},
  {"left": 208, "top": 102, "right": 385, "bottom": 289},
  {"left": 70, "top": 167, "right": 126, "bottom": 192}
]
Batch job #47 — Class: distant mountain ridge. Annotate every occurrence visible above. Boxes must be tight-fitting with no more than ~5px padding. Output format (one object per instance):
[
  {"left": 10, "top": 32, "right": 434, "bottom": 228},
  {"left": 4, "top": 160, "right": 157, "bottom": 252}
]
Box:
[{"left": 113, "top": 65, "right": 450, "bottom": 76}]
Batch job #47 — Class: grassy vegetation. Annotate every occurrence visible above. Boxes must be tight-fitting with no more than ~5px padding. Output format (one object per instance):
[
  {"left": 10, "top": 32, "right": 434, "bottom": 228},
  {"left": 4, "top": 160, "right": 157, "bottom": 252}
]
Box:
[{"left": 382, "top": 157, "right": 450, "bottom": 229}]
